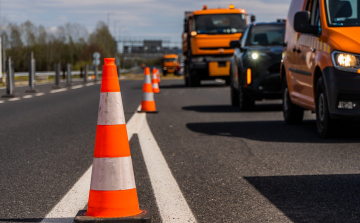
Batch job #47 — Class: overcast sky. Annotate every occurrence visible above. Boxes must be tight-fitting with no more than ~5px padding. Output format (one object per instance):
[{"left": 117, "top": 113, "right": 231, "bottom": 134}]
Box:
[{"left": 1, "top": 0, "right": 290, "bottom": 44}]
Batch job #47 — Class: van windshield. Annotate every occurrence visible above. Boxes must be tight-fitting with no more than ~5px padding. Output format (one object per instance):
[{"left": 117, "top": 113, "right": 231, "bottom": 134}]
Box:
[
  {"left": 325, "top": 0, "right": 360, "bottom": 26},
  {"left": 194, "top": 14, "right": 246, "bottom": 34}
]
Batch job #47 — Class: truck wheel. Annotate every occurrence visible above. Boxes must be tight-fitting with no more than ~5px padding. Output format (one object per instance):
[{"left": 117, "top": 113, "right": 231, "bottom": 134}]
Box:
[
  {"left": 316, "top": 76, "right": 338, "bottom": 138},
  {"left": 283, "top": 77, "right": 304, "bottom": 124},
  {"left": 239, "top": 86, "right": 254, "bottom": 111},
  {"left": 231, "top": 86, "right": 239, "bottom": 107},
  {"left": 189, "top": 75, "right": 200, "bottom": 87},
  {"left": 225, "top": 78, "right": 231, "bottom": 86},
  {"left": 163, "top": 70, "right": 167, "bottom": 76}
]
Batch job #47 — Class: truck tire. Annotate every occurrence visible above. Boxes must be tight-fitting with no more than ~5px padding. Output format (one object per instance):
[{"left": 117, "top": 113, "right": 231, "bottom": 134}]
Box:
[
  {"left": 189, "top": 75, "right": 200, "bottom": 87},
  {"left": 225, "top": 77, "right": 231, "bottom": 86},
  {"left": 239, "top": 86, "right": 255, "bottom": 111},
  {"left": 163, "top": 70, "right": 167, "bottom": 76},
  {"left": 283, "top": 77, "right": 304, "bottom": 124},
  {"left": 231, "top": 86, "right": 239, "bottom": 107},
  {"left": 315, "top": 76, "right": 338, "bottom": 138}
]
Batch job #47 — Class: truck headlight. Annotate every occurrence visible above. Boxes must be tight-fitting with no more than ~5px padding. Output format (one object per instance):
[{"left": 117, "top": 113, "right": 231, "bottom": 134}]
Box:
[{"left": 332, "top": 51, "right": 360, "bottom": 72}]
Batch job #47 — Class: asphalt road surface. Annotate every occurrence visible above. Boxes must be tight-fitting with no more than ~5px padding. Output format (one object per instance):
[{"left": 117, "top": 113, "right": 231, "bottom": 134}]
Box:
[{"left": 1, "top": 77, "right": 360, "bottom": 223}]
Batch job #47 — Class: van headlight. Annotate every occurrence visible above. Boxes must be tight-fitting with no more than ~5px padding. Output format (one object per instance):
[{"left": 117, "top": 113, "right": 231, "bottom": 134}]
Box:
[{"left": 332, "top": 51, "right": 360, "bottom": 72}]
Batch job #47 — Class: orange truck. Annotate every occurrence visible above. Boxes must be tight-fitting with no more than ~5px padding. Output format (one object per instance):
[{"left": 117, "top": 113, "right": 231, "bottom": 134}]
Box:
[
  {"left": 182, "top": 5, "right": 250, "bottom": 86},
  {"left": 162, "top": 54, "right": 179, "bottom": 75}
]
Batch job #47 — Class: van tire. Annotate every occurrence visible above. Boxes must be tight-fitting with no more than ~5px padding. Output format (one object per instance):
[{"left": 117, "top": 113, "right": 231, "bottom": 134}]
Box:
[
  {"left": 315, "top": 76, "right": 338, "bottom": 138},
  {"left": 239, "top": 86, "right": 255, "bottom": 111},
  {"left": 231, "top": 86, "right": 240, "bottom": 107},
  {"left": 283, "top": 77, "right": 304, "bottom": 124}
]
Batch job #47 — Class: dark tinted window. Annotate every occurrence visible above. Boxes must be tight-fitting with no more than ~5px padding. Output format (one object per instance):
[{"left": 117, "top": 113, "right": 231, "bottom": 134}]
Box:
[
  {"left": 164, "top": 58, "right": 177, "bottom": 63},
  {"left": 248, "top": 24, "right": 285, "bottom": 46},
  {"left": 194, "top": 14, "right": 246, "bottom": 34},
  {"left": 325, "top": 0, "right": 360, "bottom": 26}
]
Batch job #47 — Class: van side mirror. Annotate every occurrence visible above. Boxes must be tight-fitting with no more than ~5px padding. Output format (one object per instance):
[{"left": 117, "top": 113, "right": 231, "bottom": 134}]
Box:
[
  {"left": 294, "top": 11, "right": 319, "bottom": 35},
  {"left": 229, "top": 40, "right": 240, "bottom": 49}
]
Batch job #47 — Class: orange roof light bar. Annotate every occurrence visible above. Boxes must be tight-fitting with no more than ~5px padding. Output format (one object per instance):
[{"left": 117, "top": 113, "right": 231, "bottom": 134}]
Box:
[
  {"left": 229, "top": 4, "right": 235, "bottom": 9},
  {"left": 203, "top": 5, "right": 207, "bottom": 10}
]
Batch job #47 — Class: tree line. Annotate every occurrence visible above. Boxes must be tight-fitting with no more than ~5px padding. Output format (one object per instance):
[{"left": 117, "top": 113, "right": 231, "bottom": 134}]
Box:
[{"left": 3, "top": 21, "right": 116, "bottom": 72}]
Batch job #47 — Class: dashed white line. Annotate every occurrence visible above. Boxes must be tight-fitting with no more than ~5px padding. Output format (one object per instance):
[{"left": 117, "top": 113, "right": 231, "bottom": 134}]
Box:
[
  {"left": 71, "top": 85, "right": 83, "bottom": 89},
  {"left": 0, "top": 100, "right": 4, "bottom": 103},
  {"left": 85, "top": 83, "right": 94, "bottom": 86},
  {"left": 8, "top": 97, "right": 21, "bottom": 101},
  {"left": 35, "top": 93, "right": 45, "bottom": 96},
  {"left": 23, "top": 95, "right": 33, "bottom": 99},
  {"left": 50, "top": 89, "right": 67, "bottom": 94}
]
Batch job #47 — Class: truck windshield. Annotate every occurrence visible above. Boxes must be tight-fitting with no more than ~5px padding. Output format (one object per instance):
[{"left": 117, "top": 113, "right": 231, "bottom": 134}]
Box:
[
  {"left": 325, "top": 0, "right": 360, "bottom": 26},
  {"left": 249, "top": 24, "right": 285, "bottom": 46},
  {"left": 164, "top": 58, "right": 177, "bottom": 63},
  {"left": 194, "top": 14, "right": 246, "bottom": 34}
]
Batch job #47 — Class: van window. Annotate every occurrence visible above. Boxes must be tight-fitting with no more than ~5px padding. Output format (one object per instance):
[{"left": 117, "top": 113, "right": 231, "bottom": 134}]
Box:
[{"left": 325, "top": 0, "right": 360, "bottom": 26}]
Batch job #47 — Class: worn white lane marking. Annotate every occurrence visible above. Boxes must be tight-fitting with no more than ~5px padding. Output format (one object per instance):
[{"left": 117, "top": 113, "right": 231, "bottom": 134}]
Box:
[
  {"left": 8, "top": 97, "right": 21, "bottom": 101},
  {"left": 85, "top": 83, "right": 94, "bottom": 86},
  {"left": 0, "top": 100, "right": 4, "bottom": 103},
  {"left": 50, "top": 89, "right": 67, "bottom": 94},
  {"left": 35, "top": 93, "right": 45, "bottom": 96},
  {"left": 41, "top": 107, "right": 139, "bottom": 223},
  {"left": 137, "top": 112, "right": 197, "bottom": 222},
  {"left": 71, "top": 85, "right": 83, "bottom": 89},
  {"left": 23, "top": 95, "right": 33, "bottom": 99},
  {"left": 42, "top": 104, "right": 195, "bottom": 223}
]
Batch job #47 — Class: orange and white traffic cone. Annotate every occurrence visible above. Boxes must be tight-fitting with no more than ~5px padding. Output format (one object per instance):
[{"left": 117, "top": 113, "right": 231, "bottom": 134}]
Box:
[
  {"left": 156, "top": 68, "right": 161, "bottom": 83},
  {"left": 140, "top": 67, "right": 157, "bottom": 113},
  {"left": 74, "top": 58, "right": 150, "bottom": 223},
  {"left": 152, "top": 68, "right": 160, "bottom": 94}
]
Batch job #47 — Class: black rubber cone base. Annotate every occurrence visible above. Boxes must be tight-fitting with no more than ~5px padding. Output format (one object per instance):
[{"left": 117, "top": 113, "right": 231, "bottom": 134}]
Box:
[
  {"left": 25, "top": 89, "right": 39, "bottom": 93},
  {"left": 1, "top": 94, "right": 15, "bottom": 98},
  {"left": 73, "top": 209, "right": 151, "bottom": 223},
  {"left": 137, "top": 110, "right": 158, "bottom": 114}
]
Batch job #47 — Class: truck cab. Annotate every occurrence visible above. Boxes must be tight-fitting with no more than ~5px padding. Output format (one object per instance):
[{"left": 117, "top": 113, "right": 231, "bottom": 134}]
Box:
[
  {"left": 182, "top": 5, "right": 248, "bottom": 86},
  {"left": 162, "top": 54, "right": 179, "bottom": 76}
]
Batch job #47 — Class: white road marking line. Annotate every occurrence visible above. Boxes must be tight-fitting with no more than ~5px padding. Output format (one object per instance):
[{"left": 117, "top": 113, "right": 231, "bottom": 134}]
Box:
[
  {"left": 71, "top": 85, "right": 83, "bottom": 89},
  {"left": 42, "top": 104, "right": 196, "bottom": 223},
  {"left": 137, "top": 112, "right": 196, "bottom": 222},
  {"left": 23, "top": 95, "right": 33, "bottom": 99},
  {"left": 8, "top": 97, "right": 21, "bottom": 101},
  {"left": 85, "top": 83, "right": 94, "bottom": 86},
  {"left": 50, "top": 89, "right": 67, "bottom": 94},
  {"left": 0, "top": 100, "right": 4, "bottom": 103},
  {"left": 41, "top": 107, "right": 139, "bottom": 223},
  {"left": 35, "top": 93, "right": 45, "bottom": 96}
]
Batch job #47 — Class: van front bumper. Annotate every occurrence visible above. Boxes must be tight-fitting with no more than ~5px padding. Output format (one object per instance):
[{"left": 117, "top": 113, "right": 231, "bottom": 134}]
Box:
[{"left": 323, "top": 67, "right": 360, "bottom": 119}]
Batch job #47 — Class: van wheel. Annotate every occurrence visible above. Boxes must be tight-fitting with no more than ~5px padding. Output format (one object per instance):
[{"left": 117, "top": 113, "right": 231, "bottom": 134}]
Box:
[
  {"left": 239, "top": 86, "right": 254, "bottom": 111},
  {"left": 283, "top": 77, "right": 304, "bottom": 124},
  {"left": 316, "top": 76, "right": 338, "bottom": 138},
  {"left": 231, "top": 86, "right": 239, "bottom": 107}
]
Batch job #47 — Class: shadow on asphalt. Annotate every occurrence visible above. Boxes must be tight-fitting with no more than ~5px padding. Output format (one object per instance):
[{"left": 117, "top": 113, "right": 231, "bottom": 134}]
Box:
[
  {"left": 244, "top": 174, "right": 360, "bottom": 222},
  {"left": 182, "top": 104, "right": 282, "bottom": 113},
  {"left": 0, "top": 218, "right": 74, "bottom": 222},
  {"left": 186, "top": 120, "right": 360, "bottom": 142}
]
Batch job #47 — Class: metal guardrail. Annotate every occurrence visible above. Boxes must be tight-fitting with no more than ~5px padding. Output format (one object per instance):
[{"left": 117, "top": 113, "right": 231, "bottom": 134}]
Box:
[{"left": 12, "top": 66, "right": 140, "bottom": 77}]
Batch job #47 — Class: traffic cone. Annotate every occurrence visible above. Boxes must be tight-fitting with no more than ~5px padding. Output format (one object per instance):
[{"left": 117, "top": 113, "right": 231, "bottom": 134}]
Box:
[
  {"left": 74, "top": 58, "right": 150, "bottom": 223},
  {"left": 156, "top": 68, "right": 161, "bottom": 83},
  {"left": 139, "top": 67, "right": 157, "bottom": 113},
  {"left": 152, "top": 68, "right": 160, "bottom": 94}
]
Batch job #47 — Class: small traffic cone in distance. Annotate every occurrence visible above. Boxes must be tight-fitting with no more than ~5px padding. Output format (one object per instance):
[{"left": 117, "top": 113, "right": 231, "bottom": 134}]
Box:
[
  {"left": 152, "top": 68, "right": 160, "bottom": 94},
  {"left": 74, "top": 58, "right": 151, "bottom": 223},
  {"left": 139, "top": 67, "right": 157, "bottom": 113},
  {"left": 156, "top": 68, "right": 161, "bottom": 83}
]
